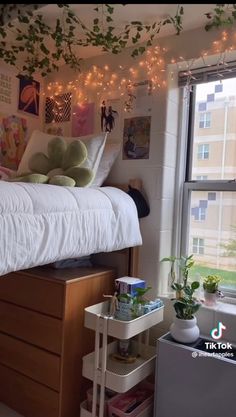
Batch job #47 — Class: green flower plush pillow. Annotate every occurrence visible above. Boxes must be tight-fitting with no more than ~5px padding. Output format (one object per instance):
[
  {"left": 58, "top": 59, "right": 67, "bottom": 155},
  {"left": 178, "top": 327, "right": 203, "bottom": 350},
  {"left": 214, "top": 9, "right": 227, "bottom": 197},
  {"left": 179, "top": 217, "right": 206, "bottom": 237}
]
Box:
[
  {"left": 12, "top": 137, "right": 94, "bottom": 187},
  {"left": 15, "top": 130, "right": 107, "bottom": 187}
]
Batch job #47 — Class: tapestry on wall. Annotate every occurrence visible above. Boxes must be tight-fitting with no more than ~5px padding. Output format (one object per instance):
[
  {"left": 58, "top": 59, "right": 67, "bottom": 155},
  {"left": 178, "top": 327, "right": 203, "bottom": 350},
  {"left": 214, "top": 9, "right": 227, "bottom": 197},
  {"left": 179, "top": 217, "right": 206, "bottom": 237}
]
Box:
[
  {"left": 45, "top": 93, "right": 72, "bottom": 123},
  {"left": 0, "top": 72, "right": 12, "bottom": 105},
  {"left": 18, "top": 75, "right": 40, "bottom": 116},
  {"left": 72, "top": 103, "right": 94, "bottom": 137},
  {"left": 122, "top": 116, "right": 151, "bottom": 160},
  {"left": 0, "top": 114, "right": 28, "bottom": 170}
]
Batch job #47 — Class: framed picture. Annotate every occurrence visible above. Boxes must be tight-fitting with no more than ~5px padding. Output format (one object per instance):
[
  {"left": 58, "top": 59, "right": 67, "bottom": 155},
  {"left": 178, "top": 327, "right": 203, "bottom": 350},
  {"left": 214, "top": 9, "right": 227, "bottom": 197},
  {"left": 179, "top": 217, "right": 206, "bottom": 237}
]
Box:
[
  {"left": 18, "top": 75, "right": 40, "bottom": 116},
  {"left": 122, "top": 116, "right": 151, "bottom": 160}
]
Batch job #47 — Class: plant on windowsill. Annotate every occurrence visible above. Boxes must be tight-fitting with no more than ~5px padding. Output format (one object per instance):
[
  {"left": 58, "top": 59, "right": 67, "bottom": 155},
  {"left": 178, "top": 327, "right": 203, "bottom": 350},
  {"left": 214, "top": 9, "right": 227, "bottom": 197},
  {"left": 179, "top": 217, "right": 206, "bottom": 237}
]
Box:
[
  {"left": 203, "top": 275, "right": 222, "bottom": 307},
  {"left": 161, "top": 254, "right": 202, "bottom": 343}
]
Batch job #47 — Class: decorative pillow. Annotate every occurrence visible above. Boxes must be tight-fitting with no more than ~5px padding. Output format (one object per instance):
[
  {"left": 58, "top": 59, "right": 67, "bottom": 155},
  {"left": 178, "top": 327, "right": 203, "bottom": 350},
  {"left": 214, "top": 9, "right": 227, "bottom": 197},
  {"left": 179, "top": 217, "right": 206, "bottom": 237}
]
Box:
[
  {"left": 12, "top": 137, "right": 94, "bottom": 187},
  {"left": 92, "top": 143, "right": 120, "bottom": 187},
  {"left": 17, "top": 130, "right": 107, "bottom": 178}
]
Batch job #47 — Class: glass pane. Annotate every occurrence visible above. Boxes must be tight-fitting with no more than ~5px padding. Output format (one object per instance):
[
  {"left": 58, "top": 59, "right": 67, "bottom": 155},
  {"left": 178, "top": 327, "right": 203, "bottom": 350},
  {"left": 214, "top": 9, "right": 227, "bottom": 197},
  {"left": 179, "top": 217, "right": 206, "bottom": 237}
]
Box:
[
  {"left": 191, "top": 78, "right": 236, "bottom": 180},
  {"left": 188, "top": 191, "right": 236, "bottom": 291}
]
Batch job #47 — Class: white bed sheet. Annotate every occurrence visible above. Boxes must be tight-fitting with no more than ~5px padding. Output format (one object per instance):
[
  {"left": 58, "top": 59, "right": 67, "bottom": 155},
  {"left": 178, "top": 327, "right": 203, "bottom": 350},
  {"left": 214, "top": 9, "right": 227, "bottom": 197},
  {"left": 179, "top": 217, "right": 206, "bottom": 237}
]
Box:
[{"left": 0, "top": 182, "right": 142, "bottom": 276}]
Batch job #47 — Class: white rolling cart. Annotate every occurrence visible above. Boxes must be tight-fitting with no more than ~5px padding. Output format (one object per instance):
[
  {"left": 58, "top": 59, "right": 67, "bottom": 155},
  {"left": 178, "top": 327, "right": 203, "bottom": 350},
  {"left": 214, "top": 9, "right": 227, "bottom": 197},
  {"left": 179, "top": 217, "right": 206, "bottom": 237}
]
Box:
[{"left": 80, "top": 300, "right": 164, "bottom": 417}]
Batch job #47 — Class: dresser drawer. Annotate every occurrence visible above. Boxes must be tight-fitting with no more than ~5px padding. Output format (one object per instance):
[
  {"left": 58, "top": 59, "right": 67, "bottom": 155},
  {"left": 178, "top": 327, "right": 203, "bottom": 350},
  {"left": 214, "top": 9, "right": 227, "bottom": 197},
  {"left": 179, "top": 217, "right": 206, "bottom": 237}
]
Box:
[
  {"left": 0, "top": 301, "right": 62, "bottom": 354},
  {"left": 0, "top": 363, "right": 59, "bottom": 417},
  {"left": 0, "top": 332, "right": 60, "bottom": 391},
  {"left": 0, "top": 272, "right": 64, "bottom": 318}
]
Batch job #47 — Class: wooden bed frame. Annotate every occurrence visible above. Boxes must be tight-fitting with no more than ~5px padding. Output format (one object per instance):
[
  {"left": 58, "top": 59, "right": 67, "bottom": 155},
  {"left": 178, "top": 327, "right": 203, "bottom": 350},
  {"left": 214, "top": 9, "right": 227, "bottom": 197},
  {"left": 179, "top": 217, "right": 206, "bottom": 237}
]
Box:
[{"left": 0, "top": 178, "right": 142, "bottom": 417}]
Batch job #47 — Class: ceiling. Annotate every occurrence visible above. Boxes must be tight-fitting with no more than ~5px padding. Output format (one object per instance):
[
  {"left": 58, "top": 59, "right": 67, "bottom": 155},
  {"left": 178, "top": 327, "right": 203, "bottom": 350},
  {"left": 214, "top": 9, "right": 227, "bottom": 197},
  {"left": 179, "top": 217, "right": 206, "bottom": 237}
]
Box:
[{"left": 39, "top": 3, "right": 215, "bottom": 59}]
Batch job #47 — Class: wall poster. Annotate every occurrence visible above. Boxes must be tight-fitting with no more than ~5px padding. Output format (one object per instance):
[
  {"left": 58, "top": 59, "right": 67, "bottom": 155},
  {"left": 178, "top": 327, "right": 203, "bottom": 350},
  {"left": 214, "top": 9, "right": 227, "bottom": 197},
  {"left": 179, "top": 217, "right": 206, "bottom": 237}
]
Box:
[
  {"left": 72, "top": 102, "right": 94, "bottom": 137},
  {"left": 18, "top": 75, "right": 40, "bottom": 116},
  {"left": 0, "top": 73, "right": 12, "bottom": 105},
  {"left": 45, "top": 93, "right": 72, "bottom": 123},
  {"left": 0, "top": 113, "right": 28, "bottom": 169}
]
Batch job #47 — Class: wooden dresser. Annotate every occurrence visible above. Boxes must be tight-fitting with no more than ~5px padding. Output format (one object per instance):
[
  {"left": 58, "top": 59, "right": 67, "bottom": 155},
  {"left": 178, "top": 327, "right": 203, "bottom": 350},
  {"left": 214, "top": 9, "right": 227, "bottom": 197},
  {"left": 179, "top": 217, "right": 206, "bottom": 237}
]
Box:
[{"left": 0, "top": 265, "right": 116, "bottom": 417}]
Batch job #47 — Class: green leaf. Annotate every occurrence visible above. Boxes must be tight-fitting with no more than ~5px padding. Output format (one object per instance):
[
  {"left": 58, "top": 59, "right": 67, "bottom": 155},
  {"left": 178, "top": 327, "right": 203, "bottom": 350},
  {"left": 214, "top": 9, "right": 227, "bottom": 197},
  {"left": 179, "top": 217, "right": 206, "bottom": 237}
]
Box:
[
  {"left": 191, "top": 281, "right": 200, "bottom": 290},
  {"left": 138, "top": 46, "right": 145, "bottom": 54},
  {"left": 40, "top": 43, "right": 49, "bottom": 55}
]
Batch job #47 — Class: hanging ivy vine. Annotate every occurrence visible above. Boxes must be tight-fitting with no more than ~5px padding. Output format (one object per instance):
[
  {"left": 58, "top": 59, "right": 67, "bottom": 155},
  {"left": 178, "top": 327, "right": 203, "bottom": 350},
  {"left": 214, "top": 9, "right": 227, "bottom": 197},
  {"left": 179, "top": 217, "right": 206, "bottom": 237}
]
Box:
[{"left": 0, "top": 4, "right": 235, "bottom": 78}]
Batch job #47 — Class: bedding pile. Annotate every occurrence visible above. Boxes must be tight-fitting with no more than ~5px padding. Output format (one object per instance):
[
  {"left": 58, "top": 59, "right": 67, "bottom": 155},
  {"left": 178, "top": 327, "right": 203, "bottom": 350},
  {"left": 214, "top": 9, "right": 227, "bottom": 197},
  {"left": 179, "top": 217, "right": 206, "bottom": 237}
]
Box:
[{"left": 0, "top": 182, "right": 142, "bottom": 276}]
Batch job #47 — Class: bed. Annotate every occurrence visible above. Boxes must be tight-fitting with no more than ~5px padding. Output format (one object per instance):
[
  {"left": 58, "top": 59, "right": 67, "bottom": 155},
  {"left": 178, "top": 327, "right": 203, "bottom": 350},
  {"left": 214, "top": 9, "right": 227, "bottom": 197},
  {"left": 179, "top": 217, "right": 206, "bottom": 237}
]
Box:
[{"left": 0, "top": 180, "right": 142, "bottom": 277}]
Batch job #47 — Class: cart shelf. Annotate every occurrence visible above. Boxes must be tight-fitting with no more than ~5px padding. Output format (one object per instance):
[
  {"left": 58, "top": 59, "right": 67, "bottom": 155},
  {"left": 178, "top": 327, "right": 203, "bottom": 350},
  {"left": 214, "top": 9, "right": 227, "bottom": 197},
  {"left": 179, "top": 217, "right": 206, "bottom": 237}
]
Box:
[
  {"left": 82, "top": 340, "right": 156, "bottom": 393},
  {"left": 84, "top": 300, "right": 164, "bottom": 339}
]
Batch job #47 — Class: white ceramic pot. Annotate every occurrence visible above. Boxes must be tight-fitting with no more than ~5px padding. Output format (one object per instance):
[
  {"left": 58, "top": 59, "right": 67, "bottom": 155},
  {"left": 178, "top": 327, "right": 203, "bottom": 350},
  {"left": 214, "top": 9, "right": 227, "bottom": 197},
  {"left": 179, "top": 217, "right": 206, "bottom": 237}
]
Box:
[
  {"left": 170, "top": 316, "right": 200, "bottom": 343},
  {"left": 204, "top": 291, "right": 217, "bottom": 307}
]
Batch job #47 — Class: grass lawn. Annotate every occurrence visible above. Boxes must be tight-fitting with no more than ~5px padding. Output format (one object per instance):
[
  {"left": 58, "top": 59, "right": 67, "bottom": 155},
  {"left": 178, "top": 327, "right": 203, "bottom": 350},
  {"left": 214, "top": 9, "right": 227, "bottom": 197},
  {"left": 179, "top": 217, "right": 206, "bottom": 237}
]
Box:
[{"left": 190, "top": 265, "right": 236, "bottom": 290}]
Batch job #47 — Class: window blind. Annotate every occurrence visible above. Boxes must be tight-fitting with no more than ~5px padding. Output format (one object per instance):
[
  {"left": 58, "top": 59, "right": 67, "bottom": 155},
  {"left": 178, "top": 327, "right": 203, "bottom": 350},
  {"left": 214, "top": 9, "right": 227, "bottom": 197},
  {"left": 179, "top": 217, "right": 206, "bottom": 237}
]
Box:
[{"left": 178, "top": 60, "right": 236, "bottom": 87}]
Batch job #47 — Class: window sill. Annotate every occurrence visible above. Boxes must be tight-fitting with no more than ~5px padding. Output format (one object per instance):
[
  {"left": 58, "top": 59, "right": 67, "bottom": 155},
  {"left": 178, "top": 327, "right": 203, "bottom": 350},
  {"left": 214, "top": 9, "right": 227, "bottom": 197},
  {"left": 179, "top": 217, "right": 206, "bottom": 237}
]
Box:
[{"left": 159, "top": 293, "right": 236, "bottom": 316}]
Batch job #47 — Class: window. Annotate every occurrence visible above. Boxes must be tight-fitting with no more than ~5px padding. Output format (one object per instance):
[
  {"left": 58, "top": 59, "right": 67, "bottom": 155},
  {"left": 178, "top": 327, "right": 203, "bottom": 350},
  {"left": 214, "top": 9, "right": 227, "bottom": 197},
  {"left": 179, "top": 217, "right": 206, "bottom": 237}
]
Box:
[
  {"left": 197, "top": 207, "right": 206, "bottom": 221},
  {"left": 181, "top": 77, "right": 236, "bottom": 294},
  {"left": 197, "top": 144, "right": 209, "bottom": 160},
  {"left": 192, "top": 238, "right": 204, "bottom": 254},
  {"left": 196, "top": 175, "right": 208, "bottom": 180},
  {"left": 208, "top": 192, "right": 216, "bottom": 201},
  {"left": 199, "top": 112, "right": 211, "bottom": 128}
]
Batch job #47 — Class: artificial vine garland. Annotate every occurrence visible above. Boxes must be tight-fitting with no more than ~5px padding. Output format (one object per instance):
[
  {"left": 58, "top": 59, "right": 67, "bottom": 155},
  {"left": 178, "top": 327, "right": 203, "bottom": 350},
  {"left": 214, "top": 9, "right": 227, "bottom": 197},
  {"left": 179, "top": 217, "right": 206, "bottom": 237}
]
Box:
[{"left": 0, "top": 4, "right": 236, "bottom": 78}]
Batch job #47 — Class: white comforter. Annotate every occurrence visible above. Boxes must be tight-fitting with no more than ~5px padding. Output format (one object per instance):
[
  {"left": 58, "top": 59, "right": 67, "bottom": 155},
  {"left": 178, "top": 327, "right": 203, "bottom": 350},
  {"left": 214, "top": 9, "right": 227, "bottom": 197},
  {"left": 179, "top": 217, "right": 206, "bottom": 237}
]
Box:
[{"left": 0, "top": 182, "right": 142, "bottom": 276}]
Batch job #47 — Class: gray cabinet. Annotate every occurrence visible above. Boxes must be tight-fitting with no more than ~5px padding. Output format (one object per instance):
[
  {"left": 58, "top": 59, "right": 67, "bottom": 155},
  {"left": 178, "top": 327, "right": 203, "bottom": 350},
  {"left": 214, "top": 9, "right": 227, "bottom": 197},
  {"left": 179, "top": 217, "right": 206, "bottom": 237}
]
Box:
[{"left": 154, "top": 332, "right": 236, "bottom": 417}]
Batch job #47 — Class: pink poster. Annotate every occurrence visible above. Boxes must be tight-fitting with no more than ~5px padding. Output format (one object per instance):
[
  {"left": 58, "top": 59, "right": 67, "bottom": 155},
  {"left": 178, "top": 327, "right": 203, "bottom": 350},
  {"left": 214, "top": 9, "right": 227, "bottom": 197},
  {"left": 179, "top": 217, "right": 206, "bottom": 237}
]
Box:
[
  {"left": 72, "top": 103, "right": 94, "bottom": 137},
  {"left": 0, "top": 114, "right": 28, "bottom": 169}
]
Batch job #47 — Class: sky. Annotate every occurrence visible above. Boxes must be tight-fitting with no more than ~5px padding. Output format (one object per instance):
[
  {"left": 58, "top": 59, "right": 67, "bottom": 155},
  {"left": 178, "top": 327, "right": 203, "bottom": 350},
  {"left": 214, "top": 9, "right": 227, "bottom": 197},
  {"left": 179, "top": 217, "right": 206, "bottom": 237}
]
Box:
[{"left": 196, "top": 78, "right": 236, "bottom": 102}]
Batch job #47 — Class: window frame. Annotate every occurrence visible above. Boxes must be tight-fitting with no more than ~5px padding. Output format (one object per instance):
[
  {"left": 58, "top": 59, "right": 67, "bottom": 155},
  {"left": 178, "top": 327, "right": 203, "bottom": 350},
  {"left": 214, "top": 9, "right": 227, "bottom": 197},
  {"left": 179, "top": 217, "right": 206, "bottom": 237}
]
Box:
[{"left": 181, "top": 85, "right": 236, "bottom": 297}]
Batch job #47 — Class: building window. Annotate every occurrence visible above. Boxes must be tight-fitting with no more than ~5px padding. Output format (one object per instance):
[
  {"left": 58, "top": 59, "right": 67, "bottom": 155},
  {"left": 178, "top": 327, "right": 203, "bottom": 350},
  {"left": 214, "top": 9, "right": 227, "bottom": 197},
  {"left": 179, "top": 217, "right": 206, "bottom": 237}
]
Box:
[
  {"left": 192, "top": 238, "right": 204, "bottom": 254},
  {"left": 181, "top": 77, "right": 236, "bottom": 294},
  {"left": 197, "top": 144, "right": 209, "bottom": 160},
  {"left": 199, "top": 112, "right": 211, "bottom": 128},
  {"left": 191, "top": 206, "right": 206, "bottom": 221},
  {"left": 197, "top": 207, "right": 206, "bottom": 221},
  {"left": 208, "top": 192, "right": 216, "bottom": 201},
  {"left": 196, "top": 175, "right": 208, "bottom": 180}
]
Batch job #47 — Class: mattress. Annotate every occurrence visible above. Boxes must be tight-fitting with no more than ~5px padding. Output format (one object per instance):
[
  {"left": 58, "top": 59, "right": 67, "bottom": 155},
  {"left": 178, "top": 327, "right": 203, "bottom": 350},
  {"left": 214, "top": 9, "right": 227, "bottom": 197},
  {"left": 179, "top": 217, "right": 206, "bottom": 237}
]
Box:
[{"left": 0, "top": 182, "right": 142, "bottom": 276}]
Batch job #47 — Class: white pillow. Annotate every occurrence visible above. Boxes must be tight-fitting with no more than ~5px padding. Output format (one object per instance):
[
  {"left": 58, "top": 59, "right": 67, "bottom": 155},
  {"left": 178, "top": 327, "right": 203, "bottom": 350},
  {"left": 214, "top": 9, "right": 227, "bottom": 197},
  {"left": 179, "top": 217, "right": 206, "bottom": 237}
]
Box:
[
  {"left": 92, "top": 143, "right": 120, "bottom": 187},
  {"left": 17, "top": 130, "right": 107, "bottom": 177}
]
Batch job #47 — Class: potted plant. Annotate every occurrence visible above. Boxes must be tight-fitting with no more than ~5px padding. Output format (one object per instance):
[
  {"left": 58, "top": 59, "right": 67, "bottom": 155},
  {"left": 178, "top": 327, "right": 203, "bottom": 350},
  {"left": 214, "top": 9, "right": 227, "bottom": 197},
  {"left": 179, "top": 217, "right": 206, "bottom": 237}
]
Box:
[
  {"left": 162, "top": 254, "right": 202, "bottom": 343},
  {"left": 203, "top": 275, "right": 221, "bottom": 306},
  {"left": 116, "top": 287, "right": 152, "bottom": 320}
]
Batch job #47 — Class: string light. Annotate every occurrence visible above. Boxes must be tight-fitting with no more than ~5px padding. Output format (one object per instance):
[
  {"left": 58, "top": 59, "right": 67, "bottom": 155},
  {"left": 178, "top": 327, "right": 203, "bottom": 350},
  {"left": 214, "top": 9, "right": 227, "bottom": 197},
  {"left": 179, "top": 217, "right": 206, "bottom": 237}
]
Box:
[{"left": 44, "top": 30, "right": 236, "bottom": 113}]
